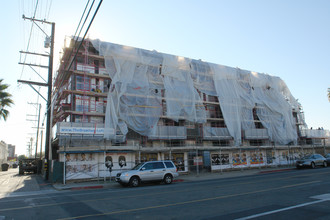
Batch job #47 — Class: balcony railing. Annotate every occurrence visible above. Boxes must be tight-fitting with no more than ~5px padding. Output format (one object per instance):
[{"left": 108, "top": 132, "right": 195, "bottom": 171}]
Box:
[
  {"left": 300, "top": 129, "right": 330, "bottom": 138},
  {"left": 244, "top": 128, "right": 269, "bottom": 140},
  {"left": 202, "top": 127, "right": 231, "bottom": 140},
  {"left": 148, "top": 126, "right": 187, "bottom": 140}
]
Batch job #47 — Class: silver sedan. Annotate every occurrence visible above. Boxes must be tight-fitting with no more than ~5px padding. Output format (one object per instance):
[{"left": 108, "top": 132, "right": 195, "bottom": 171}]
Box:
[
  {"left": 325, "top": 153, "right": 330, "bottom": 165},
  {"left": 296, "top": 154, "right": 327, "bottom": 169}
]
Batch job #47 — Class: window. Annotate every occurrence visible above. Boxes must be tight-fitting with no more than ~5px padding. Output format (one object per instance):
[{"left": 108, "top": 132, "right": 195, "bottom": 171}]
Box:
[
  {"left": 164, "top": 161, "right": 174, "bottom": 168},
  {"left": 253, "top": 107, "right": 264, "bottom": 128},
  {"left": 152, "top": 162, "right": 165, "bottom": 169},
  {"left": 76, "top": 56, "right": 84, "bottom": 64},
  {"left": 76, "top": 76, "right": 90, "bottom": 91},
  {"left": 142, "top": 163, "right": 153, "bottom": 170}
]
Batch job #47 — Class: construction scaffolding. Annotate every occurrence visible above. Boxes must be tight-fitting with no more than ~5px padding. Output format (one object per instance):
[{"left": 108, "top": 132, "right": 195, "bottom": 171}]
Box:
[
  {"left": 89, "top": 38, "right": 303, "bottom": 146},
  {"left": 51, "top": 37, "right": 330, "bottom": 182}
]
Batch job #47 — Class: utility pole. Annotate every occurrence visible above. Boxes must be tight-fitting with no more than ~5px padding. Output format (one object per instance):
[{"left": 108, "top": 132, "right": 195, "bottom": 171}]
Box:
[
  {"left": 39, "top": 130, "right": 43, "bottom": 160},
  {"left": 29, "top": 138, "right": 33, "bottom": 157},
  {"left": 18, "top": 15, "right": 55, "bottom": 180},
  {"left": 27, "top": 102, "right": 41, "bottom": 160}
]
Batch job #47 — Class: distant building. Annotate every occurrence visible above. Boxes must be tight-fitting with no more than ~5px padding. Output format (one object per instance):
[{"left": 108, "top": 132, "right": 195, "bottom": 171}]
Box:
[
  {"left": 51, "top": 37, "right": 330, "bottom": 181},
  {"left": 7, "top": 144, "right": 15, "bottom": 158},
  {"left": 7, "top": 144, "right": 17, "bottom": 163},
  {"left": 0, "top": 141, "right": 8, "bottom": 165}
]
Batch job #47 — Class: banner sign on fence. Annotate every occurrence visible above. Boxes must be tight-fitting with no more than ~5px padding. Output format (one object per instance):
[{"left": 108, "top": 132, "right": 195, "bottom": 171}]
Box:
[{"left": 59, "top": 127, "right": 114, "bottom": 135}]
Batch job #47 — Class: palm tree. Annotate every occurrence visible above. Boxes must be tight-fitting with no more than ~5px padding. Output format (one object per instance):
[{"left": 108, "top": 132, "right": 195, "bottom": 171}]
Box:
[
  {"left": 328, "top": 88, "right": 330, "bottom": 102},
  {"left": 0, "top": 79, "right": 14, "bottom": 121}
]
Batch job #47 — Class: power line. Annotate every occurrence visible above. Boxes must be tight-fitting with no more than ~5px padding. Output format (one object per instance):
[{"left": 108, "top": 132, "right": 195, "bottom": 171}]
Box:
[
  {"left": 46, "top": 0, "right": 53, "bottom": 20},
  {"left": 49, "top": 0, "right": 94, "bottom": 99},
  {"left": 60, "top": 0, "right": 94, "bottom": 81},
  {"left": 73, "top": 0, "right": 92, "bottom": 38},
  {"left": 68, "top": 0, "right": 103, "bottom": 72},
  {"left": 19, "top": 0, "right": 40, "bottom": 80},
  {"left": 52, "top": 0, "right": 103, "bottom": 107}
]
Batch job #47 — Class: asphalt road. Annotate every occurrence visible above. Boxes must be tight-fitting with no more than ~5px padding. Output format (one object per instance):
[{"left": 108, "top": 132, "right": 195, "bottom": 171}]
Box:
[
  {"left": 0, "top": 168, "right": 42, "bottom": 196},
  {"left": 0, "top": 167, "right": 330, "bottom": 220}
]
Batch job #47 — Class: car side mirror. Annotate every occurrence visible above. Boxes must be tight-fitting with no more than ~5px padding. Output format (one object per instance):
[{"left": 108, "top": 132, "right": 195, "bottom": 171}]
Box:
[{"left": 141, "top": 167, "right": 146, "bottom": 171}]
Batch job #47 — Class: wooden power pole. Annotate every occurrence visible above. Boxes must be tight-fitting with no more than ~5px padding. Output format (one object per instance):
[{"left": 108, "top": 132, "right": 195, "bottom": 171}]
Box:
[{"left": 18, "top": 15, "right": 55, "bottom": 180}]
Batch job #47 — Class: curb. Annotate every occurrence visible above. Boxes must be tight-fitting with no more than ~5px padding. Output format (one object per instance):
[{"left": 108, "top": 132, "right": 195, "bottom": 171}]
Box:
[
  {"left": 70, "top": 185, "right": 104, "bottom": 190},
  {"left": 258, "top": 168, "right": 294, "bottom": 174}
]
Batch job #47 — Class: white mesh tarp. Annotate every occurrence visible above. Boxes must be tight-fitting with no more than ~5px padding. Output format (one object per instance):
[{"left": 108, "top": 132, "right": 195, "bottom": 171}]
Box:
[{"left": 91, "top": 39, "right": 301, "bottom": 145}]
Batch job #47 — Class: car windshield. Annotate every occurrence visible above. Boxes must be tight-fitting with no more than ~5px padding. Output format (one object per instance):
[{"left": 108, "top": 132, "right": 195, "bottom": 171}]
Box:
[{"left": 131, "top": 163, "right": 144, "bottom": 170}]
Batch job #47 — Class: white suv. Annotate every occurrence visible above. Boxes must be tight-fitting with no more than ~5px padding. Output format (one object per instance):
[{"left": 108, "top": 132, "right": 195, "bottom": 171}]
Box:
[{"left": 115, "top": 160, "right": 179, "bottom": 187}]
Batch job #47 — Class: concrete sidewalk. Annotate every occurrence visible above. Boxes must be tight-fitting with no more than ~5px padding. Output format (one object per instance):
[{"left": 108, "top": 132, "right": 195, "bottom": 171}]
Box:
[{"left": 52, "top": 166, "right": 295, "bottom": 191}]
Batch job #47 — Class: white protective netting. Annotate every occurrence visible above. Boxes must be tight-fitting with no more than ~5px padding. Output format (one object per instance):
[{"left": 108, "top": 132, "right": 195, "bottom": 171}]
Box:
[{"left": 91, "top": 39, "right": 301, "bottom": 145}]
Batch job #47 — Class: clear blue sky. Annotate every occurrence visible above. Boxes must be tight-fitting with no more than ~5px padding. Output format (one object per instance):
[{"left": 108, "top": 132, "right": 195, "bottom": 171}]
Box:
[{"left": 1, "top": 0, "right": 329, "bottom": 155}]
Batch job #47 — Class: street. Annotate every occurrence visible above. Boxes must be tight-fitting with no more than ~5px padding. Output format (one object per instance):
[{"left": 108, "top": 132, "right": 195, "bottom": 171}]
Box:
[
  {"left": 0, "top": 168, "right": 43, "bottom": 197},
  {"left": 0, "top": 167, "right": 330, "bottom": 219}
]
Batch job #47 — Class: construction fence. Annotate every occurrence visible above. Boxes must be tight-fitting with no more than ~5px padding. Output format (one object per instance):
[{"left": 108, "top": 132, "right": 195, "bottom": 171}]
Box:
[{"left": 57, "top": 145, "right": 330, "bottom": 184}]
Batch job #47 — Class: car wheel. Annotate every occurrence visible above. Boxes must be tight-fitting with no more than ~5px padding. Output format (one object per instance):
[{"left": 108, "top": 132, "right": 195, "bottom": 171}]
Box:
[
  {"left": 129, "top": 176, "right": 140, "bottom": 187},
  {"left": 311, "top": 162, "right": 315, "bottom": 169},
  {"left": 323, "top": 161, "right": 327, "bottom": 168},
  {"left": 164, "top": 174, "right": 173, "bottom": 184}
]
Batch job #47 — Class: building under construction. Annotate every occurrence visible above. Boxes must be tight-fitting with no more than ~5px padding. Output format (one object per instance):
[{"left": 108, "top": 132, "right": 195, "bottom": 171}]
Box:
[{"left": 51, "top": 37, "right": 330, "bottom": 181}]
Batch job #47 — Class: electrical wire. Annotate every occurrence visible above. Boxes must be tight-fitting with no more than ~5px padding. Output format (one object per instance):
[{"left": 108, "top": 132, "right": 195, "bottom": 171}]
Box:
[
  {"left": 52, "top": 0, "right": 93, "bottom": 93},
  {"left": 66, "top": 0, "right": 95, "bottom": 74},
  {"left": 19, "top": 0, "right": 40, "bottom": 80},
  {"left": 73, "top": 0, "right": 92, "bottom": 39},
  {"left": 46, "top": 0, "right": 53, "bottom": 20},
  {"left": 52, "top": 0, "right": 103, "bottom": 109}
]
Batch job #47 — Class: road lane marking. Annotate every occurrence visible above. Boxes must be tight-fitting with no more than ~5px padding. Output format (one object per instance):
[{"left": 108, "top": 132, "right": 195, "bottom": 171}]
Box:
[
  {"left": 56, "top": 180, "right": 321, "bottom": 220},
  {"left": 0, "top": 177, "right": 322, "bottom": 213},
  {"left": 311, "top": 193, "right": 330, "bottom": 200},
  {"left": 236, "top": 193, "right": 330, "bottom": 220}
]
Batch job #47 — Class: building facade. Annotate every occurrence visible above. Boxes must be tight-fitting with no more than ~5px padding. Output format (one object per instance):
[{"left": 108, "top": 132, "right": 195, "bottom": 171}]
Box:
[
  {"left": 7, "top": 144, "right": 16, "bottom": 158},
  {"left": 0, "top": 141, "right": 8, "bottom": 165},
  {"left": 52, "top": 37, "right": 330, "bottom": 181}
]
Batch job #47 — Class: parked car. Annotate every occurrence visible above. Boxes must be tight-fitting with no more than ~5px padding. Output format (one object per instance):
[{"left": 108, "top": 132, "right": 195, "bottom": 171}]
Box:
[
  {"left": 325, "top": 153, "right": 330, "bottom": 165},
  {"left": 115, "top": 160, "right": 179, "bottom": 187},
  {"left": 296, "top": 154, "right": 327, "bottom": 169}
]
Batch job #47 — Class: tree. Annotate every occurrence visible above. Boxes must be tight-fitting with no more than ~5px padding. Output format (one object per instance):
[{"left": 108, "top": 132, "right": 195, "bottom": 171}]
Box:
[
  {"left": 18, "top": 155, "right": 26, "bottom": 161},
  {"left": 328, "top": 88, "right": 330, "bottom": 102},
  {"left": 0, "top": 79, "right": 14, "bottom": 121}
]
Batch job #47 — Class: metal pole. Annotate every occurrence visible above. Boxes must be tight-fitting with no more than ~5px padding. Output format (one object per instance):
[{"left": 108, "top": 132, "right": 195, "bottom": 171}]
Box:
[
  {"left": 196, "top": 148, "right": 199, "bottom": 176},
  {"left": 288, "top": 145, "right": 291, "bottom": 167},
  {"left": 220, "top": 147, "right": 222, "bottom": 174},
  {"left": 30, "top": 138, "right": 33, "bottom": 157},
  {"left": 103, "top": 151, "right": 106, "bottom": 182},
  {"left": 35, "top": 104, "right": 41, "bottom": 160},
  {"left": 63, "top": 152, "right": 66, "bottom": 185},
  {"left": 45, "top": 22, "right": 55, "bottom": 180},
  {"left": 39, "top": 130, "right": 43, "bottom": 160}
]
